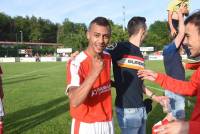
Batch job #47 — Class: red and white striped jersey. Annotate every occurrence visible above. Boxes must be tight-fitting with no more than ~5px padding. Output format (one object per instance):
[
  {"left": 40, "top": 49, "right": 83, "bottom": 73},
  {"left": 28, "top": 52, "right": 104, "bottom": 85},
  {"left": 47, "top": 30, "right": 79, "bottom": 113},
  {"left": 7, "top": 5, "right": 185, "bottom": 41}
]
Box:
[{"left": 66, "top": 51, "right": 112, "bottom": 123}]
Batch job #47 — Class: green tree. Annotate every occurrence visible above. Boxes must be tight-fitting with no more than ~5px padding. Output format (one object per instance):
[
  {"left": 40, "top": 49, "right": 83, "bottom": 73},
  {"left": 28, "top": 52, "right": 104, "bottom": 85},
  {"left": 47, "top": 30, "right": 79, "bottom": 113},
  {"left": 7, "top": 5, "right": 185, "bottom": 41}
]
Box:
[
  {"left": 57, "top": 19, "right": 87, "bottom": 51},
  {"left": 0, "top": 12, "right": 14, "bottom": 41},
  {"left": 144, "top": 21, "right": 171, "bottom": 51},
  {"left": 109, "top": 20, "right": 128, "bottom": 44}
]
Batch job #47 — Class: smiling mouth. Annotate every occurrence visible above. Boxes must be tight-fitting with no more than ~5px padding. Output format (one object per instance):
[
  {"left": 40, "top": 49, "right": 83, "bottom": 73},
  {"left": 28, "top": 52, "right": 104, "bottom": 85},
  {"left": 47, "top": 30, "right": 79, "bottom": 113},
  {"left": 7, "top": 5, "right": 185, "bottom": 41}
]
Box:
[{"left": 97, "top": 45, "right": 105, "bottom": 49}]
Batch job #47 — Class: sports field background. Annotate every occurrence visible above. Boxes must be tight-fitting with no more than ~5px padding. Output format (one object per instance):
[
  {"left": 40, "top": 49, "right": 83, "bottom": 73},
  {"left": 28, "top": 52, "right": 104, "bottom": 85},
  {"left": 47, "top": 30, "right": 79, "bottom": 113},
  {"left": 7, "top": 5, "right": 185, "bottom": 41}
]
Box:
[{"left": 1, "top": 61, "right": 196, "bottom": 134}]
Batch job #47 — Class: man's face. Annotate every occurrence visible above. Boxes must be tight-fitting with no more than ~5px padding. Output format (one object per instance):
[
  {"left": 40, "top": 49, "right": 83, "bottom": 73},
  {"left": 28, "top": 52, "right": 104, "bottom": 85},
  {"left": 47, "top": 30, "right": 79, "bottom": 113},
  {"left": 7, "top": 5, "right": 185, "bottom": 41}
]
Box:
[
  {"left": 184, "top": 23, "right": 200, "bottom": 57},
  {"left": 87, "top": 23, "right": 111, "bottom": 54}
]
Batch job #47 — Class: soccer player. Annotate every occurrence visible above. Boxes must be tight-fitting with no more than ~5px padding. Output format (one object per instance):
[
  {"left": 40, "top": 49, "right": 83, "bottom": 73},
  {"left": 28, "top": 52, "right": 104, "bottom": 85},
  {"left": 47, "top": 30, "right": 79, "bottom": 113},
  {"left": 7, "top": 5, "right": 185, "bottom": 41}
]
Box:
[
  {"left": 138, "top": 10, "right": 200, "bottom": 134},
  {"left": 69, "top": 17, "right": 168, "bottom": 134},
  {"left": 66, "top": 17, "right": 114, "bottom": 134},
  {"left": 0, "top": 65, "right": 4, "bottom": 134}
]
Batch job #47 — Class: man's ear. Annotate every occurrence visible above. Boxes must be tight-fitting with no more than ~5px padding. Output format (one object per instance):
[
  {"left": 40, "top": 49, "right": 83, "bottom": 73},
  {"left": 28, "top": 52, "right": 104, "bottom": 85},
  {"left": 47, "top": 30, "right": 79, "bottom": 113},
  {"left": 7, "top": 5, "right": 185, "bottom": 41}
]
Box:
[{"left": 138, "top": 28, "right": 144, "bottom": 36}]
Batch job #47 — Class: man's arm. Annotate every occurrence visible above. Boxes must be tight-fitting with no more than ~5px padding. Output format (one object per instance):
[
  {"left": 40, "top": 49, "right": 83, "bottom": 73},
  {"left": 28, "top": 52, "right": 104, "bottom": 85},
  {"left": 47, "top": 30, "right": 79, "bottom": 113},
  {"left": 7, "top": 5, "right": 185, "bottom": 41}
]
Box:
[
  {"left": 155, "top": 120, "right": 200, "bottom": 134},
  {"left": 156, "top": 121, "right": 189, "bottom": 134},
  {"left": 138, "top": 68, "right": 200, "bottom": 96},
  {"left": 168, "top": 10, "right": 177, "bottom": 37},
  {"left": 67, "top": 56, "right": 104, "bottom": 107},
  {"left": 174, "top": 5, "right": 185, "bottom": 48},
  {"left": 185, "top": 62, "right": 200, "bottom": 70},
  {"left": 143, "top": 85, "right": 168, "bottom": 104}
]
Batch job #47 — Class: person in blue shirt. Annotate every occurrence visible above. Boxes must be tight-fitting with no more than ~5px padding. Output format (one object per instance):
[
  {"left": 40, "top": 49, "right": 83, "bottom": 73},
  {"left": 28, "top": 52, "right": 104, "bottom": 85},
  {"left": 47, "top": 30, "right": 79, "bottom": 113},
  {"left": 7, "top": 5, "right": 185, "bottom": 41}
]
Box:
[{"left": 163, "top": 5, "right": 186, "bottom": 122}]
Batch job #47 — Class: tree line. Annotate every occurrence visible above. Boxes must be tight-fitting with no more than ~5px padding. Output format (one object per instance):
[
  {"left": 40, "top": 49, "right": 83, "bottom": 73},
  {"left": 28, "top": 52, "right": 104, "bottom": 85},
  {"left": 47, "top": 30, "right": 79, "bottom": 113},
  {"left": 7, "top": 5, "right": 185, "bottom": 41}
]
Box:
[{"left": 0, "top": 12, "right": 171, "bottom": 55}]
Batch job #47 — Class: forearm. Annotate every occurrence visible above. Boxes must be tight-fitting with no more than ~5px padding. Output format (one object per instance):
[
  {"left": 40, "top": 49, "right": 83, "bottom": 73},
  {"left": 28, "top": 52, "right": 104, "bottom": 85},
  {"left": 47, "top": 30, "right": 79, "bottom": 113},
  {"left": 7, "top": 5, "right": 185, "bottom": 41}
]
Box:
[
  {"left": 174, "top": 10, "right": 184, "bottom": 47},
  {"left": 69, "top": 71, "right": 100, "bottom": 107},
  {"left": 143, "top": 86, "right": 154, "bottom": 97},
  {"left": 143, "top": 86, "right": 157, "bottom": 100},
  {"left": 185, "top": 63, "right": 200, "bottom": 70},
  {"left": 155, "top": 73, "right": 198, "bottom": 96},
  {"left": 168, "top": 11, "right": 174, "bottom": 30}
]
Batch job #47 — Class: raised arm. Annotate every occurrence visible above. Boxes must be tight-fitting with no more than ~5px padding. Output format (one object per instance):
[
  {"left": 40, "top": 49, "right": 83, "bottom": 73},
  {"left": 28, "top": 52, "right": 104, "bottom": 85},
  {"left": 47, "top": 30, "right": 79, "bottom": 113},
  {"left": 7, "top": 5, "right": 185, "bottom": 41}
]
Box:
[
  {"left": 174, "top": 5, "right": 185, "bottom": 48},
  {"left": 168, "top": 10, "right": 177, "bottom": 37}
]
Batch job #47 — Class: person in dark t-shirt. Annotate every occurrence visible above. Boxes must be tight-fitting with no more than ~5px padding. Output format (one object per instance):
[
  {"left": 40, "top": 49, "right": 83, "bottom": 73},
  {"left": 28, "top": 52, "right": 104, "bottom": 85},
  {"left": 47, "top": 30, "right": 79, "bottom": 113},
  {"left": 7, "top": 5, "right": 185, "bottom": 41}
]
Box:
[{"left": 106, "top": 17, "right": 168, "bottom": 134}]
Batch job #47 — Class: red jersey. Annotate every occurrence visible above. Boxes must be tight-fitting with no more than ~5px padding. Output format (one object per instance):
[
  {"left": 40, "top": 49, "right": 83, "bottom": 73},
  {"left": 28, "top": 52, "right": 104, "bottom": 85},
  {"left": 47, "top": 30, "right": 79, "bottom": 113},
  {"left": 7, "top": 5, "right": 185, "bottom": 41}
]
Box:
[
  {"left": 155, "top": 67, "right": 200, "bottom": 134},
  {"left": 67, "top": 51, "right": 112, "bottom": 123},
  {"left": 185, "top": 62, "right": 200, "bottom": 70}
]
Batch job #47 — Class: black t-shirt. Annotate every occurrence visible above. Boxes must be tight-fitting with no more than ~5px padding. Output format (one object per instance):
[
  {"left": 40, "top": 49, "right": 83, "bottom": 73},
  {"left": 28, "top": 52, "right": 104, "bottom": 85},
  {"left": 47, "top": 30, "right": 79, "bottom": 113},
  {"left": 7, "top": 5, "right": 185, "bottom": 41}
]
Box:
[{"left": 106, "top": 41, "right": 144, "bottom": 108}]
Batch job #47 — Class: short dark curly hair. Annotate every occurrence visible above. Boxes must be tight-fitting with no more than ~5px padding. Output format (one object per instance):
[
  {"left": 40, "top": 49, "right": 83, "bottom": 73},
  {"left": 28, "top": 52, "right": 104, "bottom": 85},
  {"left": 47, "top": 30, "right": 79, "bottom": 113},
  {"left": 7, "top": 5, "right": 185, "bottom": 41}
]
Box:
[{"left": 88, "top": 17, "right": 111, "bottom": 34}]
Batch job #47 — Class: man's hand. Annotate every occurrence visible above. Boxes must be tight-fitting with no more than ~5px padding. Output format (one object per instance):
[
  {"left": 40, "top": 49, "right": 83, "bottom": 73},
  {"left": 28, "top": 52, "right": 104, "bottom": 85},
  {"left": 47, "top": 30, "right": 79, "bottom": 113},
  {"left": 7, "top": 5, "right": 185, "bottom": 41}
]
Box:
[
  {"left": 137, "top": 69, "right": 158, "bottom": 81},
  {"left": 66, "top": 51, "right": 79, "bottom": 64},
  {"left": 180, "top": 3, "right": 189, "bottom": 15},
  {"left": 91, "top": 55, "right": 104, "bottom": 74},
  {"left": 152, "top": 95, "right": 169, "bottom": 106},
  {"left": 170, "top": 27, "right": 177, "bottom": 37},
  {"left": 156, "top": 121, "right": 189, "bottom": 134}
]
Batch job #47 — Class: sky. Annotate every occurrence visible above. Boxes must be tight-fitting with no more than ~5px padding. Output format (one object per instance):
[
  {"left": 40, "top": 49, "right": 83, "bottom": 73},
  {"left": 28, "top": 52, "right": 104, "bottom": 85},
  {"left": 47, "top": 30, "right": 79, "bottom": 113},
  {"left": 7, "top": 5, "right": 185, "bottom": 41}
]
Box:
[{"left": 0, "top": 0, "right": 199, "bottom": 27}]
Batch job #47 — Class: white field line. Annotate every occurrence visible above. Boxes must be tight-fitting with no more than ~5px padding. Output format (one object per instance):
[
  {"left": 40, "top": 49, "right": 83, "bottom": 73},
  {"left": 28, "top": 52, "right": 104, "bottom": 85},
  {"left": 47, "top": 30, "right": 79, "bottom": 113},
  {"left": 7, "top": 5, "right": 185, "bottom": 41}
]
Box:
[
  {"left": 146, "top": 85, "right": 164, "bottom": 92},
  {"left": 4, "top": 64, "right": 63, "bottom": 80}
]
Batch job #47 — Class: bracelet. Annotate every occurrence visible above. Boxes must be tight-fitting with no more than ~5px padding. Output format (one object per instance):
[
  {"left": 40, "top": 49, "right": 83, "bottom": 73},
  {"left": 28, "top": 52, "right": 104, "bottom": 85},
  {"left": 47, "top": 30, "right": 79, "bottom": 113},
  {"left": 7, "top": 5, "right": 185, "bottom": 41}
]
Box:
[{"left": 150, "top": 93, "right": 155, "bottom": 99}]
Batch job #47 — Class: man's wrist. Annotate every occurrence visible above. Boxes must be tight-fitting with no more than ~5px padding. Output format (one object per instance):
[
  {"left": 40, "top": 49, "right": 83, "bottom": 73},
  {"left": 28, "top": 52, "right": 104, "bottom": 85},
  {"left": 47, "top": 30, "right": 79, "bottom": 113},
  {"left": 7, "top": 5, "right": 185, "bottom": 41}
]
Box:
[{"left": 150, "top": 93, "right": 155, "bottom": 99}]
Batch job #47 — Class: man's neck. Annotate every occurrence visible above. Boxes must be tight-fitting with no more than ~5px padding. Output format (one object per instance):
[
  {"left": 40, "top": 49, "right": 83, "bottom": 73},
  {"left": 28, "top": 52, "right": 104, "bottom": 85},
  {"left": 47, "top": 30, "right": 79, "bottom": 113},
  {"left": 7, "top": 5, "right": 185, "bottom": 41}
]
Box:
[
  {"left": 129, "top": 36, "right": 141, "bottom": 47},
  {"left": 85, "top": 47, "right": 101, "bottom": 58}
]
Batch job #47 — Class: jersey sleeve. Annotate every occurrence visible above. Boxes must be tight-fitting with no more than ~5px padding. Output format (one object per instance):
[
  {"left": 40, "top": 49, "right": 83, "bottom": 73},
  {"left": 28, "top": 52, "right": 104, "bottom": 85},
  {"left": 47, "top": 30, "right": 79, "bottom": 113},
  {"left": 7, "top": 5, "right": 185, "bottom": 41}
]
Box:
[
  {"left": 66, "top": 59, "right": 81, "bottom": 92},
  {"left": 185, "top": 62, "right": 200, "bottom": 70},
  {"left": 155, "top": 67, "right": 200, "bottom": 96},
  {"left": 189, "top": 121, "right": 200, "bottom": 134}
]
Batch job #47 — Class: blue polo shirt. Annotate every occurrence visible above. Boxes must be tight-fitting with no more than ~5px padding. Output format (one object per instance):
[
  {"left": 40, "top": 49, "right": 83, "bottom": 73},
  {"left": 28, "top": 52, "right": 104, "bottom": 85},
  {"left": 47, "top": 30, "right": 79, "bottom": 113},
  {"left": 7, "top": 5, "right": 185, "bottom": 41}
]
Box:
[
  {"left": 163, "top": 42, "right": 185, "bottom": 80},
  {"left": 106, "top": 41, "right": 145, "bottom": 108}
]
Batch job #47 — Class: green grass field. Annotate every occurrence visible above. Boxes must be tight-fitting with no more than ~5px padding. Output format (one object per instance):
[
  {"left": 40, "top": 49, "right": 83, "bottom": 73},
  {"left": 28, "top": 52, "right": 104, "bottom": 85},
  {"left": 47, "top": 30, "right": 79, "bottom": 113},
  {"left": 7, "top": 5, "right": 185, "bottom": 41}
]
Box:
[{"left": 1, "top": 61, "right": 196, "bottom": 134}]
